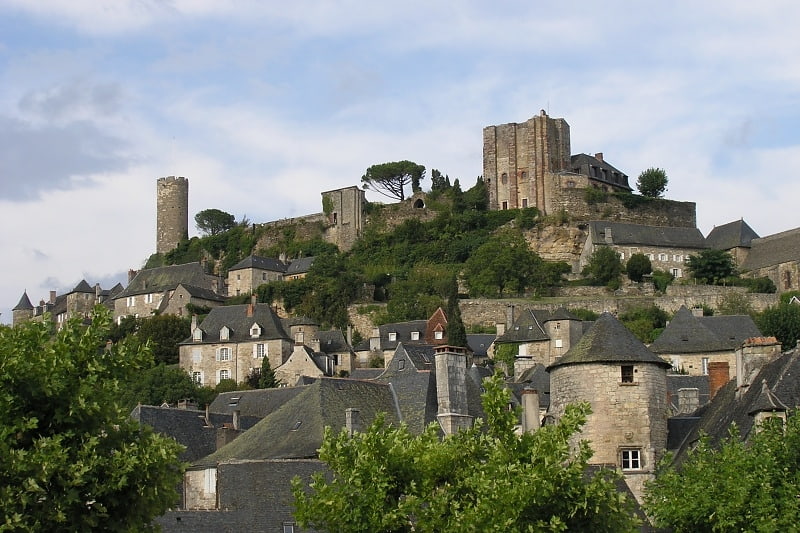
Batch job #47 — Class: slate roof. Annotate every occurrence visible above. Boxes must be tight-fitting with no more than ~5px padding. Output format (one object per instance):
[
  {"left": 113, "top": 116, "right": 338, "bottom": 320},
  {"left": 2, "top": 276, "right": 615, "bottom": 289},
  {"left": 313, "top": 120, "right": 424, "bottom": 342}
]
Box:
[
  {"left": 495, "top": 307, "right": 579, "bottom": 344},
  {"left": 211, "top": 387, "right": 308, "bottom": 418},
  {"left": 195, "top": 378, "right": 401, "bottom": 465},
  {"left": 467, "top": 334, "right": 495, "bottom": 357},
  {"left": 672, "top": 348, "right": 800, "bottom": 463},
  {"left": 13, "top": 291, "right": 33, "bottom": 310},
  {"left": 569, "top": 153, "right": 632, "bottom": 190},
  {"left": 588, "top": 221, "right": 706, "bottom": 249},
  {"left": 71, "top": 279, "right": 94, "bottom": 293},
  {"left": 548, "top": 312, "right": 672, "bottom": 370},
  {"left": 348, "top": 368, "right": 384, "bottom": 380},
  {"left": 177, "top": 283, "right": 226, "bottom": 302},
  {"left": 514, "top": 364, "right": 551, "bottom": 408},
  {"left": 286, "top": 256, "right": 315, "bottom": 275},
  {"left": 666, "top": 374, "right": 710, "bottom": 411},
  {"left": 705, "top": 219, "right": 759, "bottom": 251},
  {"left": 649, "top": 306, "right": 762, "bottom": 354},
  {"left": 316, "top": 329, "right": 352, "bottom": 354},
  {"left": 117, "top": 263, "right": 218, "bottom": 298},
  {"left": 227, "top": 255, "right": 287, "bottom": 273},
  {"left": 190, "top": 303, "right": 291, "bottom": 343},
  {"left": 353, "top": 319, "right": 428, "bottom": 352},
  {"left": 740, "top": 227, "right": 800, "bottom": 271}
]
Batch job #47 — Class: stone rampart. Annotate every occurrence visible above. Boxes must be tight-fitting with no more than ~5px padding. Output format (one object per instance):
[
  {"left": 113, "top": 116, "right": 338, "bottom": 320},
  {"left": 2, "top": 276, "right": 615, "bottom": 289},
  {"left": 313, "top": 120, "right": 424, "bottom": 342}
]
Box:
[{"left": 556, "top": 188, "right": 696, "bottom": 228}]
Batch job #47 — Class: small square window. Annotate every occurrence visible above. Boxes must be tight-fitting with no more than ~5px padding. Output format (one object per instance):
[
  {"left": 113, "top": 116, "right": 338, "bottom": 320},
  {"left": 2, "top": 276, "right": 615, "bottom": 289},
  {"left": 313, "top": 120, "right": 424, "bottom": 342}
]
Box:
[
  {"left": 410, "top": 331, "right": 420, "bottom": 341},
  {"left": 554, "top": 339, "right": 563, "bottom": 348},
  {"left": 621, "top": 449, "right": 641, "bottom": 470},
  {"left": 621, "top": 365, "right": 634, "bottom": 383},
  {"left": 434, "top": 331, "right": 443, "bottom": 340},
  {"left": 192, "top": 371, "right": 203, "bottom": 385},
  {"left": 388, "top": 332, "right": 397, "bottom": 342},
  {"left": 219, "top": 369, "right": 230, "bottom": 381}
]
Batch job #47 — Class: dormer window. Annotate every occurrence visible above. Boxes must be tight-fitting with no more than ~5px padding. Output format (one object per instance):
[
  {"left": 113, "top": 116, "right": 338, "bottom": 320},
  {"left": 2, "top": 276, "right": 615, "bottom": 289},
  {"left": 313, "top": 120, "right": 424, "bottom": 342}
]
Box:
[
  {"left": 410, "top": 331, "right": 420, "bottom": 341},
  {"left": 250, "top": 323, "right": 262, "bottom": 338},
  {"left": 220, "top": 326, "right": 231, "bottom": 341},
  {"left": 434, "top": 331, "right": 443, "bottom": 340},
  {"left": 193, "top": 328, "right": 204, "bottom": 342},
  {"left": 388, "top": 332, "right": 397, "bottom": 342}
]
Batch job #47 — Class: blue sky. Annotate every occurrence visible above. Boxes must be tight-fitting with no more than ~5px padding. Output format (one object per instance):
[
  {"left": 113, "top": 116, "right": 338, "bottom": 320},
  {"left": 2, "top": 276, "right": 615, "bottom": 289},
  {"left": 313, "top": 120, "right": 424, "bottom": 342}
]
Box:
[{"left": 2, "top": 1, "right": 799, "bottom": 323}]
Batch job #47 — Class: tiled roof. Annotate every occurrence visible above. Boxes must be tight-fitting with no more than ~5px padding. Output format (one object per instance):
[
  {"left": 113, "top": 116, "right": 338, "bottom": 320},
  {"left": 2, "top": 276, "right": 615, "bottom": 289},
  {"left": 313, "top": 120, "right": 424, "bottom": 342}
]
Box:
[
  {"left": 740, "top": 227, "right": 800, "bottom": 271},
  {"left": 496, "top": 307, "right": 579, "bottom": 344},
  {"left": 466, "top": 334, "right": 496, "bottom": 357},
  {"left": 13, "top": 291, "right": 33, "bottom": 310},
  {"left": 286, "top": 256, "right": 315, "bottom": 275},
  {"left": 353, "top": 320, "right": 428, "bottom": 352},
  {"left": 192, "top": 303, "right": 290, "bottom": 343},
  {"left": 178, "top": 283, "right": 226, "bottom": 302},
  {"left": 348, "top": 368, "right": 384, "bottom": 380},
  {"left": 195, "top": 378, "right": 401, "bottom": 465},
  {"left": 705, "top": 219, "right": 759, "bottom": 250},
  {"left": 514, "top": 364, "right": 551, "bottom": 408},
  {"left": 228, "top": 255, "right": 287, "bottom": 273},
  {"left": 548, "top": 312, "right": 671, "bottom": 370},
  {"left": 649, "top": 306, "right": 761, "bottom": 354},
  {"left": 211, "top": 387, "right": 308, "bottom": 418},
  {"left": 117, "top": 263, "right": 218, "bottom": 298},
  {"left": 316, "top": 329, "right": 352, "bottom": 354},
  {"left": 588, "top": 221, "right": 706, "bottom": 249}
]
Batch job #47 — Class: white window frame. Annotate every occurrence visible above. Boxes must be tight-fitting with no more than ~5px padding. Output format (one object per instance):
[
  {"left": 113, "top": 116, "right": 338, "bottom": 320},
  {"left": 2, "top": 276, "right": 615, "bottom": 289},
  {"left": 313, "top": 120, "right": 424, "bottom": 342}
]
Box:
[
  {"left": 220, "top": 326, "right": 230, "bottom": 341},
  {"left": 672, "top": 267, "right": 682, "bottom": 278},
  {"left": 144, "top": 293, "right": 153, "bottom": 304},
  {"left": 434, "top": 331, "right": 443, "bottom": 340},
  {"left": 250, "top": 323, "right": 261, "bottom": 338},
  {"left": 218, "top": 347, "right": 231, "bottom": 361},
  {"left": 388, "top": 332, "right": 397, "bottom": 342},
  {"left": 254, "top": 343, "right": 266, "bottom": 359},
  {"left": 193, "top": 328, "right": 203, "bottom": 342},
  {"left": 621, "top": 449, "right": 642, "bottom": 470},
  {"left": 554, "top": 339, "right": 563, "bottom": 348},
  {"left": 127, "top": 296, "right": 135, "bottom": 307},
  {"left": 702, "top": 357, "right": 709, "bottom": 376},
  {"left": 219, "top": 369, "right": 230, "bottom": 381},
  {"left": 658, "top": 253, "right": 668, "bottom": 261},
  {"left": 192, "top": 371, "right": 203, "bottom": 385},
  {"left": 410, "top": 331, "right": 420, "bottom": 341},
  {"left": 673, "top": 254, "right": 683, "bottom": 262}
]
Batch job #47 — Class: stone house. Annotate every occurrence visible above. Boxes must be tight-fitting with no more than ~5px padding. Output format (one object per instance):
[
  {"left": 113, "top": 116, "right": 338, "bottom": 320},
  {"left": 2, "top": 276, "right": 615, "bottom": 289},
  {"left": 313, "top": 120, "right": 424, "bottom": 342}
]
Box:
[
  {"left": 180, "top": 301, "right": 294, "bottom": 387},
  {"left": 739, "top": 226, "right": 800, "bottom": 294},
  {"left": 705, "top": 218, "right": 760, "bottom": 266},
  {"left": 580, "top": 221, "right": 707, "bottom": 279},
  {"left": 285, "top": 256, "right": 315, "bottom": 281},
  {"left": 273, "top": 343, "right": 334, "bottom": 386},
  {"left": 12, "top": 281, "right": 123, "bottom": 328},
  {"left": 648, "top": 305, "right": 763, "bottom": 377},
  {"left": 547, "top": 312, "right": 672, "bottom": 503},
  {"left": 114, "top": 262, "right": 224, "bottom": 322},
  {"left": 226, "top": 255, "right": 287, "bottom": 297}
]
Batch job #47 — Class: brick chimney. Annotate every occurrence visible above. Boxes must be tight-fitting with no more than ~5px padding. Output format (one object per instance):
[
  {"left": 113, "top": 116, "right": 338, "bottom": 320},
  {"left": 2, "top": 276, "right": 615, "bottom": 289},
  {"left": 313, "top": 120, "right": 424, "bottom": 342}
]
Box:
[
  {"left": 521, "top": 388, "right": 540, "bottom": 433},
  {"left": 128, "top": 269, "right": 138, "bottom": 283},
  {"left": 708, "top": 361, "right": 730, "bottom": 400}
]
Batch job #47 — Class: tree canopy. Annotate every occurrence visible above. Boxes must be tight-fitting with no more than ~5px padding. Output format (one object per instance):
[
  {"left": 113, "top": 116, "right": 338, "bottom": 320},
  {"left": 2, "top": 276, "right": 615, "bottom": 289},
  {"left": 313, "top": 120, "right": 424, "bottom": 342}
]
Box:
[
  {"left": 0, "top": 308, "right": 184, "bottom": 531},
  {"left": 582, "top": 246, "right": 623, "bottom": 288},
  {"left": 635, "top": 167, "right": 668, "bottom": 198},
  {"left": 756, "top": 299, "right": 800, "bottom": 349},
  {"left": 194, "top": 208, "right": 236, "bottom": 235},
  {"left": 645, "top": 417, "right": 800, "bottom": 531},
  {"left": 625, "top": 252, "right": 652, "bottom": 282},
  {"left": 361, "top": 160, "right": 426, "bottom": 201},
  {"left": 292, "top": 373, "right": 639, "bottom": 532},
  {"left": 686, "top": 249, "right": 736, "bottom": 284}
]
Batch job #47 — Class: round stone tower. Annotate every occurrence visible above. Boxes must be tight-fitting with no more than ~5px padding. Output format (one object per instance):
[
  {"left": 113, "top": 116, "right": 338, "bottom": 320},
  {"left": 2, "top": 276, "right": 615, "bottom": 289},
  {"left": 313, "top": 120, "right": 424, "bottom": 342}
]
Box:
[
  {"left": 156, "top": 176, "right": 188, "bottom": 255},
  {"left": 546, "top": 312, "right": 671, "bottom": 503}
]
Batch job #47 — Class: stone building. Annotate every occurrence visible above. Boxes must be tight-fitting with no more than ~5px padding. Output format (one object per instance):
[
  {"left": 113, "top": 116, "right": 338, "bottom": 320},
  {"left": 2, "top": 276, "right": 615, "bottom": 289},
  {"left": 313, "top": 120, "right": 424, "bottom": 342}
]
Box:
[
  {"left": 321, "top": 186, "right": 365, "bottom": 252},
  {"left": 705, "top": 219, "right": 760, "bottom": 267},
  {"left": 483, "top": 110, "right": 631, "bottom": 214},
  {"left": 156, "top": 176, "right": 189, "bottom": 255},
  {"left": 226, "top": 255, "right": 287, "bottom": 297},
  {"left": 580, "top": 221, "right": 706, "bottom": 279},
  {"left": 547, "top": 312, "right": 671, "bottom": 502},
  {"left": 739, "top": 226, "right": 800, "bottom": 294},
  {"left": 13, "top": 281, "right": 123, "bottom": 328}
]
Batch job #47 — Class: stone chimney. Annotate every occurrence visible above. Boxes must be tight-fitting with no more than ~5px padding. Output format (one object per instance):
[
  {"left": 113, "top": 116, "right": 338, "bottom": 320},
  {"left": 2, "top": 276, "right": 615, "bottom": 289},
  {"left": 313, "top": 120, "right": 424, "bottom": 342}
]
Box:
[
  {"left": 295, "top": 331, "right": 305, "bottom": 346},
  {"left": 346, "top": 325, "right": 353, "bottom": 347},
  {"left": 677, "top": 387, "right": 700, "bottom": 414},
  {"left": 736, "top": 336, "right": 781, "bottom": 399},
  {"left": 521, "top": 388, "right": 540, "bottom": 433},
  {"left": 128, "top": 269, "right": 138, "bottom": 283},
  {"left": 506, "top": 304, "right": 515, "bottom": 331},
  {"left": 345, "top": 408, "right": 360, "bottom": 437},
  {"left": 708, "top": 361, "right": 730, "bottom": 400},
  {"left": 496, "top": 322, "right": 506, "bottom": 336},
  {"left": 49, "top": 290, "right": 57, "bottom": 304},
  {"left": 369, "top": 328, "right": 381, "bottom": 352},
  {"left": 191, "top": 315, "right": 198, "bottom": 335},
  {"left": 595, "top": 152, "right": 604, "bottom": 162},
  {"left": 434, "top": 345, "right": 473, "bottom": 435},
  {"left": 310, "top": 337, "right": 321, "bottom": 352}
]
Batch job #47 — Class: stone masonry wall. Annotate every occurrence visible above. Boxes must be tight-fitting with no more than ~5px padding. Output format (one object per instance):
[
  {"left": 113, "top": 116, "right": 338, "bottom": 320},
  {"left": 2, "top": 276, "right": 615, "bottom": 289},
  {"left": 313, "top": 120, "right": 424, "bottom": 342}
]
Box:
[
  {"left": 156, "top": 176, "right": 189, "bottom": 255},
  {"left": 555, "top": 188, "right": 696, "bottom": 228}
]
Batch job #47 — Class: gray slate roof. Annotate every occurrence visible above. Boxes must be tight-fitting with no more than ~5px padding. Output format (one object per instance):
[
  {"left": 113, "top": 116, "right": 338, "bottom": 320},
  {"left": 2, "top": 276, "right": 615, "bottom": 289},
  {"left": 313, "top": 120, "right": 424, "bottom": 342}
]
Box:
[
  {"left": 514, "top": 364, "right": 551, "bottom": 408},
  {"left": 71, "top": 279, "right": 94, "bottom": 293},
  {"left": 177, "top": 283, "right": 226, "bottom": 302},
  {"left": 210, "top": 387, "right": 308, "bottom": 418},
  {"left": 467, "top": 334, "right": 496, "bottom": 357},
  {"left": 569, "top": 153, "right": 632, "bottom": 190},
  {"left": 649, "top": 306, "right": 762, "bottom": 354},
  {"left": 228, "top": 255, "right": 287, "bottom": 273},
  {"left": 705, "top": 219, "right": 759, "bottom": 251},
  {"left": 588, "top": 221, "right": 706, "bottom": 248},
  {"left": 195, "top": 378, "right": 401, "bottom": 465},
  {"left": 13, "top": 291, "right": 33, "bottom": 310},
  {"left": 740, "top": 227, "right": 800, "bottom": 271},
  {"left": 286, "top": 256, "right": 315, "bottom": 275},
  {"left": 316, "top": 329, "right": 352, "bottom": 354},
  {"left": 191, "top": 303, "right": 291, "bottom": 343},
  {"left": 353, "top": 319, "right": 428, "bottom": 352},
  {"left": 117, "top": 263, "right": 218, "bottom": 298},
  {"left": 548, "top": 312, "right": 671, "bottom": 370},
  {"left": 495, "top": 308, "right": 579, "bottom": 344}
]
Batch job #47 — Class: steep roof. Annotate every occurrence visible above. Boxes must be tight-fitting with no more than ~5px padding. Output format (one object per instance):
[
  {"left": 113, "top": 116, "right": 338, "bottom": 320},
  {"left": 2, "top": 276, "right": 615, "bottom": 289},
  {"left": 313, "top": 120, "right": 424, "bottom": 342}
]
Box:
[
  {"left": 569, "top": 153, "right": 632, "bottom": 191},
  {"left": 13, "top": 291, "right": 33, "bottom": 311},
  {"left": 211, "top": 387, "right": 308, "bottom": 418},
  {"left": 649, "top": 306, "right": 762, "bottom": 354},
  {"left": 467, "top": 334, "right": 496, "bottom": 357},
  {"left": 705, "top": 219, "right": 759, "bottom": 251},
  {"left": 740, "top": 227, "right": 800, "bottom": 271},
  {"left": 547, "top": 312, "right": 671, "bottom": 370},
  {"left": 228, "top": 255, "right": 287, "bottom": 273},
  {"left": 316, "top": 330, "right": 352, "bottom": 354},
  {"left": 286, "top": 256, "right": 315, "bottom": 275},
  {"left": 192, "top": 303, "right": 290, "bottom": 343},
  {"left": 177, "top": 283, "right": 226, "bottom": 302},
  {"left": 353, "top": 319, "right": 428, "bottom": 352},
  {"left": 588, "top": 221, "right": 706, "bottom": 249},
  {"left": 117, "top": 262, "right": 217, "bottom": 298},
  {"left": 195, "top": 378, "right": 401, "bottom": 465},
  {"left": 496, "top": 308, "right": 579, "bottom": 344},
  {"left": 514, "top": 364, "right": 551, "bottom": 408},
  {"left": 71, "top": 279, "right": 94, "bottom": 293}
]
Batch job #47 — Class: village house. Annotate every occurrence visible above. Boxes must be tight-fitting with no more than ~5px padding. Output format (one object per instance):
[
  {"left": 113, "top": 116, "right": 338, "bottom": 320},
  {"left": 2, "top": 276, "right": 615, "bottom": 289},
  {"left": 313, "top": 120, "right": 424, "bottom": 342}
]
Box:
[
  {"left": 353, "top": 307, "right": 450, "bottom": 366},
  {"left": 12, "top": 280, "right": 123, "bottom": 328},
  {"left": 705, "top": 218, "right": 760, "bottom": 266},
  {"left": 739, "top": 227, "right": 800, "bottom": 294}
]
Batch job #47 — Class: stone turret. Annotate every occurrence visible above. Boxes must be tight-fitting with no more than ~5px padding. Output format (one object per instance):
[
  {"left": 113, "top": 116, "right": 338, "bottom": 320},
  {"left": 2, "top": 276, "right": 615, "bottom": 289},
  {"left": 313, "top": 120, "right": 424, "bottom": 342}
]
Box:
[
  {"left": 12, "top": 291, "right": 34, "bottom": 326},
  {"left": 156, "top": 176, "right": 189, "bottom": 255}
]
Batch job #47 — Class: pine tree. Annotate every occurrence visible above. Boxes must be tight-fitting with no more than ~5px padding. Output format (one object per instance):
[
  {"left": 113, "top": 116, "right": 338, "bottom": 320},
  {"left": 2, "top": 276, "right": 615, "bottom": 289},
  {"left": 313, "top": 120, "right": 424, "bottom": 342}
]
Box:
[{"left": 258, "top": 355, "right": 281, "bottom": 389}]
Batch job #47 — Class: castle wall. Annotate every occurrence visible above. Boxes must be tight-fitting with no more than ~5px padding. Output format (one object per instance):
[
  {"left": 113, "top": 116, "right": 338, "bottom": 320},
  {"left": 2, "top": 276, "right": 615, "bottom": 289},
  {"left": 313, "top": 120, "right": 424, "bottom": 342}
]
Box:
[
  {"left": 157, "top": 176, "right": 189, "bottom": 255},
  {"left": 556, "top": 188, "right": 696, "bottom": 227},
  {"left": 322, "top": 186, "right": 365, "bottom": 252}
]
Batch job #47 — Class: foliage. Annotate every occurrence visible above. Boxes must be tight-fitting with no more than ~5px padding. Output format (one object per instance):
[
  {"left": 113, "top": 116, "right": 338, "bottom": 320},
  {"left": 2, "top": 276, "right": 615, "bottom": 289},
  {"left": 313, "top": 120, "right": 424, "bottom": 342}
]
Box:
[
  {"left": 463, "top": 177, "right": 489, "bottom": 211},
  {"left": 780, "top": 290, "right": 800, "bottom": 305},
  {"left": 361, "top": 160, "right": 426, "bottom": 201},
  {"left": 756, "top": 300, "right": 800, "bottom": 350},
  {"left": 429, "top": 168, "right": 451, "bottom": 192},
  {"left": 136, "top": 314, "right": 191, "bottom": 365},
  {"left": 716, "top": 291, "right": 754, "bottom": 316},
  {"left": 743, "top": 276, "right": 777, "bottom": 294},
  {"left": 258, "top": 355, "right": 281, "bottom": 389},
  {"left": 568, "top": 308, "right": 599, "bottom": 321},
  {"left": 515, "top": 207, "right": 539, "bottom": 230},
  {"left": 613, "top": 191, "right": 651, "bottom": 209},
  {"left": 492, "top": 342, "right": 518, "bottom": 373},
  {"left": 619, "top": 305, "right": 668, "bottom": 343},
  {"left": 651, "top": 269, "right": 675, "bottom": 293},
  {"left": 298, "top": 250, "right": 362, "bottom": 330},
  {"left": 582, "top": 246, "right": 623, "bottom": 288},
  {"left": 445, "top": 281, "right": 467, "bottom": 348},
  {"left": 118, "top": 363, "right": 201, "bottom": 411},
  {"left": 584, "top": 186, "right": 608, "bottom": 205},
  {"left": 645, "top": 416, "right": 800, "bottom": 532},
  {"left": 194, "top": 208, "right": 236, "bottom": 236},
  {"left": 292, "top": 373, "right": 639, "bottom": 532},
  {"left": 635, "top": 167, "right": 668, "bottom": 198},
  {"left": 383, "top": 263, "right": 457, "bottom": 323},
  {"left": 686, "top": 249, "right": 736, "bottom": 285},
  {"left": 625, "top": 253, "right": 652, "bottom": 282},
  {"left": 0, "top": 308, "right": 184, "bottom": 531},
  {"left": 322, "top": 195, "right": 334, "bottom": 216}
]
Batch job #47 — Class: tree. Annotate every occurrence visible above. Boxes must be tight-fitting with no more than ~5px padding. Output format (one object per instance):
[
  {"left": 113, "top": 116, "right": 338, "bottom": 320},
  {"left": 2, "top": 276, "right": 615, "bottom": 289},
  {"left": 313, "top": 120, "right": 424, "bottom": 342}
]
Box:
[
  {"left": 444, "top": 276, "right": 467, "bottom": 348},
  {"left": 619, "top": 305, "right": 668, "bottom": 343},
  {"left": 686, "top": 249, "right": 736, "bottom": 284},
  {"left": 0, "top": 308, "right": 184, "bottom": 531},
  {"left": 292, "top": 373, "right": 639, "bottom": 532},
  {"left": 194, "top": 208, "right": 236, "bottom": 235},
  {"left": 118, "top": 363, "right": 201, "bottom": 411},
  {"left": 756, "top": 300, "right": 800, "bottom": 349},
  {"left": 361, "top": 160, "right": 426, "bottom": 201},
  {"left": 636, "top": 167, "right": 668, "bottom": 198},
  {"left": 136, "top": 314, "right": 191, "bottom": 365},
  {"left": 258, "top": 355, "right": 281, "bottom": 389},
  {"left": 625, "top": 253, "right": 652, "bottom": 282},
  {"left": 582, "top": 246, "right": 623, "bottom": 288},
  {"left": 645, "top": 417, "right": 800, "bottom": 531},
  {"left": 464, "top": 228, "right": 547, "bottom": 297}
]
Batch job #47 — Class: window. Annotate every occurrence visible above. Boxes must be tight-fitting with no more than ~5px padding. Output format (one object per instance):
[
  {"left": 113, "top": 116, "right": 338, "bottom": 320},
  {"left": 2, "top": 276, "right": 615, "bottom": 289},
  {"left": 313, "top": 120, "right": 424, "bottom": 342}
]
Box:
[
  {"left": 554, "top": 339, "right": 563, "bottom": 348},
  {"left": 283, "top": 523, "right": 295, "bottom": 533},
  {"left": 236, "top": 274, "right": 241, "bottom": 280},
  {"left": 501, "top": 173, "right": 508, "bottom": 184},
  {"left": 219, "top": 369, "right": 230, "bottom": 381},
  {"left": 621, "top": 365, "right": 634, "bottom": 383},
  {"left": 672, "top": 268, "right": 682, "bottom": 278},
  {"left": 218, "top": 347, "right": 231, "bottom": 361},
  {"left": 255, "top": 344, "right": 266, "bottom": 358},
  {"left": 127, "top": 296, "right": 135, "bottom": 307},
  {"left": 502, "top": 201, "right": 508, "bottom": 210},
  {"left": 619, "top": 252, "right": 625, "bottom": 261},
  {"left": 620, "top": 449, "right": 642, "bottom": 470},
  {"left": 522, "top": 198, "right": 528, "bottom": 208},
  {"left": 673, "top": 254, "right": 683, "bottom": 262},
  {"left": 410, "top": 331, "right": 420, "bottom": 341},
  {"left": 658, "top": 253, "right": 668, "bottom": 261},
  {"left": 388, "top": 332, "right": 397, "bottom": 342},
  {"left": 144, "top": 293, "right": 153, "bottom": 304},
  {"left": 333, "top": 212, "right": 338, "bottom": 224},
  {"left": 434, "top": 331, "right": 443, "bottom": 340},
  {"left": 398, "top": 359, "right": 405, "bottom": 370},
  {"left": 250, "top": 324, "right": 261, "bottom": 338},
  {"left": 192, "top": 371, "right": 203, "bottom": 385},
  {"left": 702, "top": 357, "right": 709, "bottom": 376},
  {"left": 193, "top": 328, "right": 203, "bottom": 341}
]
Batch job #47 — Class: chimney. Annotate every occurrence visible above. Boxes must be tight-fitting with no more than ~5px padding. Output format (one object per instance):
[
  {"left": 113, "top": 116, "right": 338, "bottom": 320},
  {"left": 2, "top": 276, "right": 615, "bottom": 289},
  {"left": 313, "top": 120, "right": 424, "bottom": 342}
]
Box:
[
  {"left": 708, "top": 362, "right": 730, "bottom": 400},
  {"left": 595, "top": 152, "right": 604, "bottom": 162},
  {"left": 191, "top": 315, "right": 198, "bottom": 335},
  {"left": 346, "top": 325, "right": 353, "bottom": 346},
  {"left": 247, "top": 303, "right": 254, "bottom": 317},
  {"left": 677, "top": 388, "right": 699, "bottom": 414},
  {"left": 736, "top": 336, "right": 781, "bottom": 398},
  {"left": 691, "top": 307, "right": 703, "bottom": 317},
  {"left": 369, "top": 328, "right": 381, "bottom": 352},
  {"left": 434, "top": 345, "right": 473, "bottom": 435},
  {"left": 506, "top": 304, "right": 515, "bottom": 330},
  {"left": 521, "top": 388, "right": 540, "bottom": 433},
  {"left": 49, "top": 290, "right": 56, "bottom": 304},
  {"left": 310, "top": 337, "right": 321, "bottom": 352},
  {"left": 345, "top": 408, "right": 360, "bottom": 437},
  {"left": 295, "top": 331, "right": 305, "bottom": 346},
  {"left": 128, "top": 269, "right": 138, "bottom": 283}
]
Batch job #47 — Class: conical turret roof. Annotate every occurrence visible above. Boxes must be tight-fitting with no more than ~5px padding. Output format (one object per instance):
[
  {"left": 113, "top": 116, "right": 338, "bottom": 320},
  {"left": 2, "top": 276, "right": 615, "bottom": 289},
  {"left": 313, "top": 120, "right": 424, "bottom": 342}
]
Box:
[{"left": 13, "top": 291, "right": 34, "bottom": 310}]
